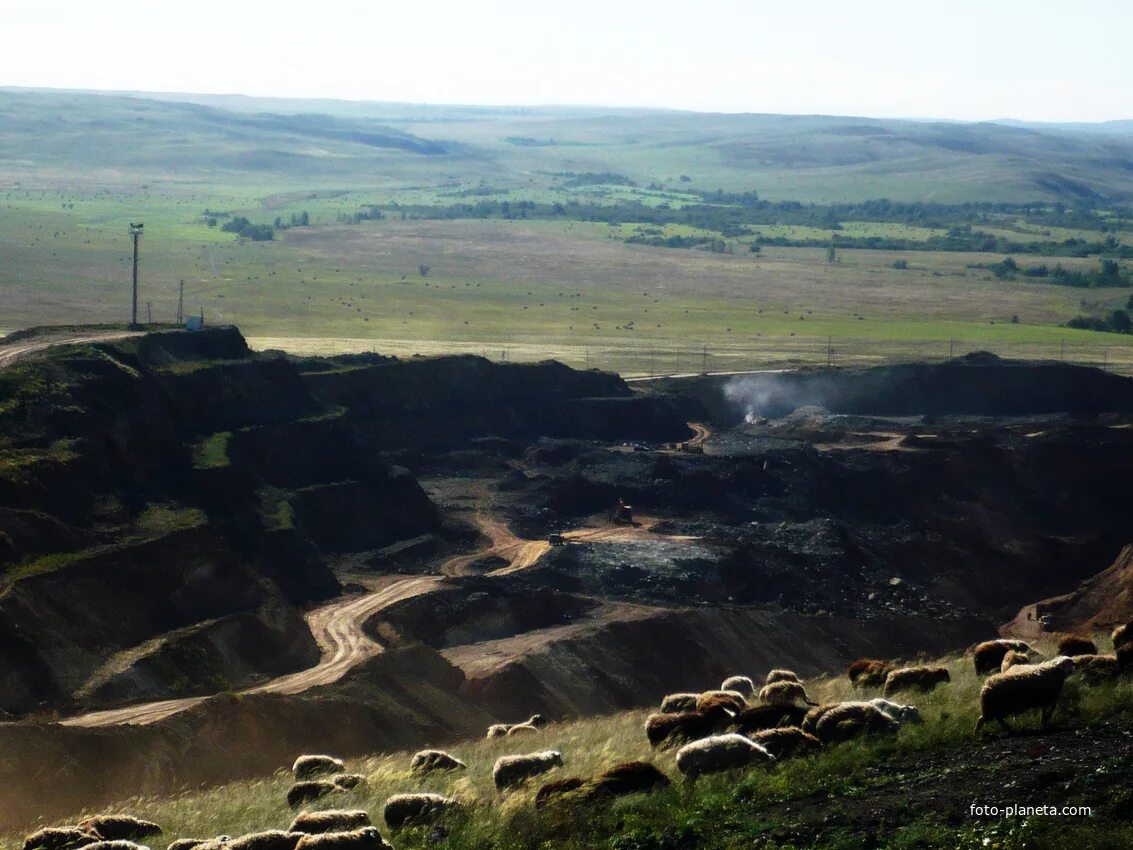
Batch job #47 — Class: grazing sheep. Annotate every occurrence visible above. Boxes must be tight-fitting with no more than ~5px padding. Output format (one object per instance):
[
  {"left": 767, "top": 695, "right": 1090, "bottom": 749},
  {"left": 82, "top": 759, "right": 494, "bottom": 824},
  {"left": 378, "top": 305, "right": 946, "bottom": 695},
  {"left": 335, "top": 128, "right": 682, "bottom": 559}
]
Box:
[
  {"left": 330, "top": 774, "right": 364, "bottom": 791},
  {"left": 801, "top": 703, "right": 839, "bottom": 734},
  {"left": 534, "top": 777, "right": 586, "bottom": 809},
  {"left": 410, "top": 749, "right": 467, "bottom": 773},
  {"left": 1072, "top": 654, "right": 1118, "bottom": 682},
  {"left": 847, "top": 659, "right": 892, "bottom": 689},
  {"left": 1000, "top": 650, "right": 1030, "bottom": 672},
  {"left": 82, "top": 843, "right": 149, "bottom": 850},
  {"left": 507, "top": 722, "right": 542, "bottom": 736},
  {"left": 764, "top": 669, "right": 800, "bottom": 686},
  {"left": 166, "top": 840, "right": 228, "bottom": 850},
  {"left": 1111, "top": 622, "right": 1131, "bottom": 648},
  {"left": 486, "top": 714, "right": 547, "bottom": 738},
  {"left": 675, "top": 734, "right": 775, "bottom": 781},
  {"left": 974, "top": 656, "right": 1077, "bottom": 735},
  {"left": 289, "top": 812, "right": 371, "bottom": 836},
  {"left": 493, "top": 751, "right": 564, "bottom": 790},
  {"left": 645, "top": 705, "right": 734, "bottom": 748},
  {"left": 973, "top": 639, "right": 1033, "bottom": 675},
  {"left": 751, "top": 727, "right": 822, "bottom": 759},
  {"left": 23, "top": 828, "right": 98, "bottom": 850},
  {"left": 585, "top": 761, "right": 671, "bottom": 798},
  {"left": 221, "top": 833, "right": 300, "bottom": 850},
  {"left": 696, "top": 690, "right": 746, "bottom": 714},
  {"left": 659, "top": 692, "right": 700, "bottom": 713},
  {"left": 287, "top": 781, "right": 341, "bottom": 809},
  {"left": 382, "top": 793, "right": 459, "bottom": 830},
  {"left": 867, "top": 698, "right": 922, "bottom": 724},
  {"left": 292, "top": 828, "right": 390, "bottom": 850},
  {"left": 732, "top": 703, "right": 809, "bottom": 736},
  {"left": 758, "top": 680, "right": 815, "bottom": 707},
  {"left": 721, "top": 675, "right": 756, "bottom": 696},
  {"left": 813, "top": 702, "right": 900, "bottom": 744},
  {"left": 292, "top": 755, "right": 346, "bottom": 781},
  {"left": 1057, "top": 635, "right": 1098, "bottom": 657},
  {"left": 883, "top": 665, "right": 950, "bottom": 696},
  {"left": 77, "top": 819, "right": 162, "bottom": 844}
]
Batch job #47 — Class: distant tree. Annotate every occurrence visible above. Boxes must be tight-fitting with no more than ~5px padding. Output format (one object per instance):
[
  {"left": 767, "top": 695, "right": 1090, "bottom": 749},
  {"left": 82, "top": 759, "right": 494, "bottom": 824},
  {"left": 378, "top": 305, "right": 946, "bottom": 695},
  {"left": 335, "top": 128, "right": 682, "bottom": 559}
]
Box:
[
  {"left": 1109, "top": 309, "right": 1132, "bottom": 333},
  {"left": 418, "top": 264, "right": 430, "bottom": 277}
]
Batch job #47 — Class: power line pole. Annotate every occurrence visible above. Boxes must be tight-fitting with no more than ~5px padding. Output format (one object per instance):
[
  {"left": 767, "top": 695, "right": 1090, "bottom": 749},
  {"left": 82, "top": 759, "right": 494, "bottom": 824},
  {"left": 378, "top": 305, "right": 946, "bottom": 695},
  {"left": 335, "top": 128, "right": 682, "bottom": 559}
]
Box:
[
  {"left": 128, "top": 223, "right": 144, "bottom": 328},
  {"left": 146, "top": 301, "right": 152, "bottom": 324},
  {"left": 826, "top": 335, "right": 833, "bottom": 368},
  {"left": 177, "top": 279, "right": 184, "bottom": 324},
  {"left": 701, "top": 344, "right": 708, "bottom": 375}
]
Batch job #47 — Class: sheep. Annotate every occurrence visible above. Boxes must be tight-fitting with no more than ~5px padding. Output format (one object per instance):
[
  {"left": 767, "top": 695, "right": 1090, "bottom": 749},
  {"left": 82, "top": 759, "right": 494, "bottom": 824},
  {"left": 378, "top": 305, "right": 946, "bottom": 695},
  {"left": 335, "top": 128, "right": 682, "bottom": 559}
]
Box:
[
  {"left": 720, "top": 675, "right": 756, "bottom": 696},
  {"left": 23, "top": 828, "right": 99, "bottom": 850},
  {"left": 410, "top": 749, "right": 467, "bottom": 773},
  {"left": 758, "top": 680, "right": 815, "bottom": 707},
  {"left": 584, "top": 761, "right": 671, "bottom": 798},
  {"left": 493, "top": 750, "right": 564, "bottom": 790},
  {"left": 813, "top": 702, "right": 900, "bottom": 744},
  {"left": 289, "top": 812, "right": 371, "bottom": 836},
  {"left": 506, "top": 722, "right": 542, "bottom": 736},
  {"left": 166, "top": 840, "right": 228, "bottom": 850},
  {"left": 382, "top": 793, "right": 459, "bottom": 830},
  {"left": 674, "top": 734, "right": 775, "bottom": 781},
  {"left": 645, "top": 706, "right": 734, "bottom": 748},
  {"left": 764, "top": 669, "right": 800, "bottom": 686},
  {"left": 77, "top": 819, "right": 162, "bottom": 844},
  {"left": 972, "top": 639, "right": 1033, "bottom": 675},
  {"left": 1057, "top": 635, "right": 1098, "bottom": 657},
  {"left": 292, "top": 755, "right": 346, "bottom": 781},
  {"left": 332, "top": 774, "right": 365, "bottom": 791},
  {"left": 534, "top": 777, "right": 586, "bottom": 809},
  {"left": 1117, "top": 641, "right": 1133, "bottom": 672},
  {"left": 847, "top": 659, "right": 892, "bottom": 689},
  {"left": 732, "top": 703, "right": 809, "bottom": 736},
  {"left": 219, "top": 833, "right": 300, "bottom": 850},
  {"left": 975, "top": 655, "right": 1078, "bottom": 735},
  {"left": 486, "top": 714, "right": 547, "bottom": 738},
  {"left": 292, "top": 828, "right": 390, "bottom": 850},
  {"left": 867, "top": 698, "right": 922, "bottom": 724},
  {"left": 1000, "top": 650, "right": 1030, "bottom": 672},
  {"left": 696, "top": 690, "right": 746, "bottom": 714},
  {"left": 287, "top": 781, "right": 341, "bottom": 809},
  {"left": 801, "top": 703, "right": 839, "bottom": 734},
  {"left": 1112, "top": 622, "right": 1132, "bottom": 650},
  {"left": 882, "top": 665, "right": 950, "bottom": 696},
  {"left": 750, "top": 727, "right": 822, "bottom": 759},
  {"left": 1071, "top": 654, "right": 1118, "bottom": 682},
  {"left": 659, "top": 692, "right": 700, "bottom": 713},
  {"left": 82, "top": 842, "right": 149, "bottom": 850}
]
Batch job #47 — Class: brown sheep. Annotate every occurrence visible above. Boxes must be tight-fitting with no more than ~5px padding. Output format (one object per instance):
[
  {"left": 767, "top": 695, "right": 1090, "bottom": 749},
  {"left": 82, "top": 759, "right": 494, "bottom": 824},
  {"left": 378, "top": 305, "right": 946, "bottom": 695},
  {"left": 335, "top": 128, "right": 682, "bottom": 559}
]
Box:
[
  {"left": 289, "top": 812, "right": 370, "bottom": 836},
  {"left": 972, "top": 639, "right": 1032, "bottom": 675},
  {"left": 1116, "top": 640, "right": 1133, "bottom": 672},
  {"left": 23, "top": 829, "right": 99, "bottom": 850},
  {"left": 732, "top": 703, "right": 809, "bottom": 736},
  {"left": 1111, "top": 622, "right": 1132, "bottom": 650},
  {"left": 751, "top": 727, "right": 822, "bottom": 759},
  {"left": 764, "top": 669, "right": 800, "bottom": 686},
  {"left": 534, "top": 776, "right": 588, "bottom": 808},
  {"left": 330, "top": 774, "right": 364, "bottom": 791},
  {"left": 696, "top": 690, "right": 746, "bottom": 714},
  {"left": 720, "top": 675, "right": 756, "bottom": 696},
  {"left": 77, "top": 819, "right": 161, "bottom": 844},
  {"left": 203, "top": 832, "right": 299, "bottom": 850},
  {"left": 814, "top": 702, "right": 900, "bottom": 743},
  {"left": 292, "top": 828, "right": 390, "bottom": 850},
  {"left": 847, "top": 659, "right": 892, "bottom": 689},
  {"left": 659, "top": 693, "right": 700, "bottom": 713},
  {"left": 583, "top": 761, "right": 671, "bottom": 798},
  {"left": 645, "top": 705, "right": 734, "bottom": 748},
  {"left": 883, "top": 665, "right": 950, "bottom": 696},
  {"left": 287, "top": 781, "right": 341, "bottom": 809},
  {"left": 758, "top": 680, "right": 815, "bottom": 707},
  {"left": 1057, "top": 635, "right": 1098, "bottom": 657},
  {"left": 1000, "top": 650, "right": 1030, "bottom": 672},
  {"left": 1072, "top": 653, "right": 1118, "bottom": 682},
  {"left": 382, "top": 793, "right": 459, "bottom": 830},
  {"left": 974, "top": 656, "right": 1077, "bottom": 735},
  {"left": 410, "top": 750, "right": 467, "bottom": 773}
]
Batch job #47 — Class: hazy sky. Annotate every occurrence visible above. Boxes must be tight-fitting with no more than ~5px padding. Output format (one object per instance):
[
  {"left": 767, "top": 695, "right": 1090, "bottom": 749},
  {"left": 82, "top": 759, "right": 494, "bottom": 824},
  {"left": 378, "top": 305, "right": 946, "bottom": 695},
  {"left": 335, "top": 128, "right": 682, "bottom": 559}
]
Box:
[{"left": 3, "top": 1, "right": 1130, "bottom": 121}]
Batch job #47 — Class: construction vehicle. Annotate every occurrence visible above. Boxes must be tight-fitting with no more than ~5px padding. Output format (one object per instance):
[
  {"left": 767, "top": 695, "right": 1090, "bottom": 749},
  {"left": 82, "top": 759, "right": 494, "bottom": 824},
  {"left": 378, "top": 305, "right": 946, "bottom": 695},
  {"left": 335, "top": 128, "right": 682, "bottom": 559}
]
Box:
[{"left": 611, "top": 498, "right": 633, "bottom": 524}]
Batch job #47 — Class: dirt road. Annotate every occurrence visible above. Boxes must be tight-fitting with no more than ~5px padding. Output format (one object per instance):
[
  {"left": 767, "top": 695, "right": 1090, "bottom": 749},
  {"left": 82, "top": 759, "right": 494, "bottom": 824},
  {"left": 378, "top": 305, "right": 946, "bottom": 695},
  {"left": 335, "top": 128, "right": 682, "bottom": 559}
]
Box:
[{"left": 0, "top": 330, "right": 144, "bottom": 370}]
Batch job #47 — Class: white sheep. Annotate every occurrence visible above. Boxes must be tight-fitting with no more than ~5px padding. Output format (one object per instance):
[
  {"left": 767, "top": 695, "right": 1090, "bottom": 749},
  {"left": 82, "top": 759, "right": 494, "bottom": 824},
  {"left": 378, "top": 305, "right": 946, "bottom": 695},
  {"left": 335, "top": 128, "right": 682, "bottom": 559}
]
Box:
[
  {"left": 493, "top": 750, "right": 564, "bottom": 790},
  {"left": 974, "top": 656, "right": 1077, "bottom": 735},
  {"left": 675, "top": 734, "right": 775, "bottom": 780},
  {"left": 867, "top": 697, "right": 922, "bottom": 724}
]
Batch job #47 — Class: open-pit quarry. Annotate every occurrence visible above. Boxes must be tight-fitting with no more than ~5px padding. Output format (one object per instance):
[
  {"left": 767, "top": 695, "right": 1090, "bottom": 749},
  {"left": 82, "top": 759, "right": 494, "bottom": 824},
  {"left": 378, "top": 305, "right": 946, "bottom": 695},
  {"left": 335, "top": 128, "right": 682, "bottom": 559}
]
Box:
[{"left": 1, "top": 329, "right": 1132, "bottom": 829}]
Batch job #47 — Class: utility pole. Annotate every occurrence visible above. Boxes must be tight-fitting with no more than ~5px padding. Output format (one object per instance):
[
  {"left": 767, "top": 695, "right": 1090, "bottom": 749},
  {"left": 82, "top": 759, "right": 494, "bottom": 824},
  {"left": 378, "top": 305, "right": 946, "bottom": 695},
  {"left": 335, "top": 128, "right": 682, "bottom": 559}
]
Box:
[
  {"left": 826, "top": 335, "right": 833, "bottom": 368},
  {"left": 701, "top": 344, "right": 708, "bottom": 375},
  {"left": 146, "top": 302, "right": 152, "bottom": 324},
  {"left": 177, "top": 279, "right": 184, "bottom": 324},
  {"left": 128, "top": 223, "right": 143, "bottom": 328}
]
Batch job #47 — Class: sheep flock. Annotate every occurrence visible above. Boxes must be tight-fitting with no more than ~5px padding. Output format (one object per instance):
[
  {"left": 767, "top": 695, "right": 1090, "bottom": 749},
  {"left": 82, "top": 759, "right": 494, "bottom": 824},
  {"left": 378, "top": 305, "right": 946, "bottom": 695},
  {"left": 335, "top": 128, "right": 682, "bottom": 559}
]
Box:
[{"left": 20, "top": 624, "right": 1133, "bottom": 850}]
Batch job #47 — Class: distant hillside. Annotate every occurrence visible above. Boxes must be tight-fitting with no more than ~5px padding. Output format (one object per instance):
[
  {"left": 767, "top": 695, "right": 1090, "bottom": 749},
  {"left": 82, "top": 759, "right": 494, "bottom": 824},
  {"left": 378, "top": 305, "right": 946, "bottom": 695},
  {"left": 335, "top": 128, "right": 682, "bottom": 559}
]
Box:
[{"left": 3, "top": 88, "right": 1133, "bottom": 202}]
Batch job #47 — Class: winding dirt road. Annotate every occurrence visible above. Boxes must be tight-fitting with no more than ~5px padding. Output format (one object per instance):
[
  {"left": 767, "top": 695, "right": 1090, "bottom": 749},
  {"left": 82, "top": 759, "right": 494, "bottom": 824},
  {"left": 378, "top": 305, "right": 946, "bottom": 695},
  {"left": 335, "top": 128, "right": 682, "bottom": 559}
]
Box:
[
  {"left": 60, "top": 514, "right": 697, "bottom": 729},
  {"left": 0, "top": 330, "right": 144, "bottom": 370}
]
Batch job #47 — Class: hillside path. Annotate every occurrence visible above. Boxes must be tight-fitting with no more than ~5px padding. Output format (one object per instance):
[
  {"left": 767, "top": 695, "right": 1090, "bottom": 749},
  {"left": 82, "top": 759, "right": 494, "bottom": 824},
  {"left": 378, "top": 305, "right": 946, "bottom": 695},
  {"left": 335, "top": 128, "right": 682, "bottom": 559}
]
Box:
[{"left": 0, "top": 330, "right": 144, "bottom": 369}]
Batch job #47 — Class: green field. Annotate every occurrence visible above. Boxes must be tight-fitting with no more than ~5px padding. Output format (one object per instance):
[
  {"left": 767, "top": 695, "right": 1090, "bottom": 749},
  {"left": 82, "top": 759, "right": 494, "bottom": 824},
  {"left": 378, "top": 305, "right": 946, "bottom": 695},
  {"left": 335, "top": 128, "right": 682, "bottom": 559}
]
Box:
[{"left": 3, "top": 89, "right": 1133, "bottom": 373}]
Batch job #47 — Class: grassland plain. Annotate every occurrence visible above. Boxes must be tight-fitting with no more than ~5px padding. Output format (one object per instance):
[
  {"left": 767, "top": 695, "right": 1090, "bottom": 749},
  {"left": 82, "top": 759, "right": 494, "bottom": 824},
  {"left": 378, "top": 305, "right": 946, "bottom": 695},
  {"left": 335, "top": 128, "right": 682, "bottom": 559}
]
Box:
[{"left": 7, "top": 641, "right": 1130, "bottom": 850}]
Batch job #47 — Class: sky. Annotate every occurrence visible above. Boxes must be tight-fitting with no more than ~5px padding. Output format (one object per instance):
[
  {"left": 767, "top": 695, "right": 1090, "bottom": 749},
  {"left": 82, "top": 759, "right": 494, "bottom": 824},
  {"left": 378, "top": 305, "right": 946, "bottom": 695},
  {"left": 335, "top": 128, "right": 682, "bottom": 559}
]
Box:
[{"left": 2, "top": 1, "right": 1130, "bottom": 122}]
